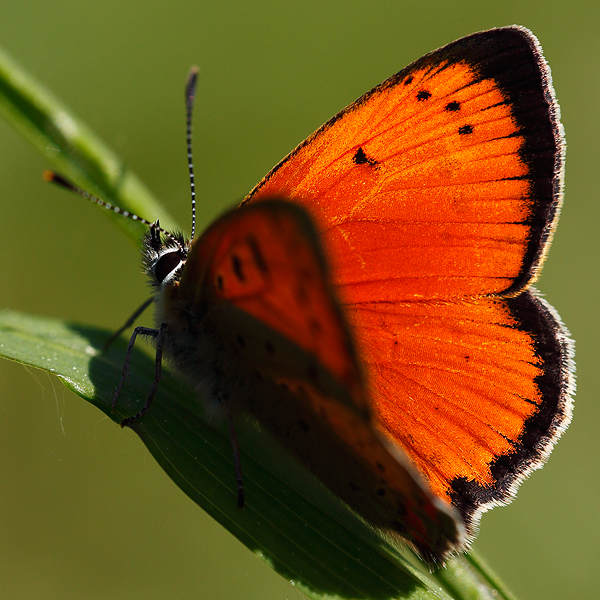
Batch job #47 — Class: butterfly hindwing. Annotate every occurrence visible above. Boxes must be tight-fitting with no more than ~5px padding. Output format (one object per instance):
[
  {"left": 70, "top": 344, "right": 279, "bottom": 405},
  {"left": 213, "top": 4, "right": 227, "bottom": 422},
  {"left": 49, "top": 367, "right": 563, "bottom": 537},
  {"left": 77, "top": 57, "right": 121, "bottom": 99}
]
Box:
[{"left": 347, "top": 290, "right": 573, "bottom": 535}]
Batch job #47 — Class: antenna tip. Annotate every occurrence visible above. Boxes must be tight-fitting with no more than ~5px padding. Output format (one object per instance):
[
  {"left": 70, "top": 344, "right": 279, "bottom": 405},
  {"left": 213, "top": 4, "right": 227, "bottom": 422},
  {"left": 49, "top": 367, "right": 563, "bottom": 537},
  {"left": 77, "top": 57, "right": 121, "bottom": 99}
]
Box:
[
  {"left": 186, "top": 66, "right": 199, "bottom": 101},
  {"left": 43, "top": 171, "right": 74, "bottom": 190}
]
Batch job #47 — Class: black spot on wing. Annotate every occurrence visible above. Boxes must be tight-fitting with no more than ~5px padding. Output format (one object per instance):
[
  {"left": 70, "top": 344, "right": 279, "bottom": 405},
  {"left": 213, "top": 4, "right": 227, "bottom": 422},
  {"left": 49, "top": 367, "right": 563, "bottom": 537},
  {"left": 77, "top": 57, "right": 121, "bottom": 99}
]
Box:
[
  {"left": 417, "top": 90, "right": 431, "bottom": 101},
  {"left": 232, "top": 254, "right": 244, "bottom": 281},
  {"left": 353, "top": 147, "right": 379, "bottom": 167},
  {"left": 458, "top": 125, "right": 474, "bottom": 135},
  {"left": 445, "top": 101, "right": 460, "bottom": 111},
  {"left": 247, "top": 235, "right": 269, "bottom": 274}
]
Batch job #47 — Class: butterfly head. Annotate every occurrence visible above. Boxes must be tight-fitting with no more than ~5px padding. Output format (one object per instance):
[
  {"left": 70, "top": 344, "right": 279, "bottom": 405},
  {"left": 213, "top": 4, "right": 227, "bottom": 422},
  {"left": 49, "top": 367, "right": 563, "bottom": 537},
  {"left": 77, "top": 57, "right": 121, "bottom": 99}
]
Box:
[{"left": 142, "top": 222, "right": 190, "bottom": 290}]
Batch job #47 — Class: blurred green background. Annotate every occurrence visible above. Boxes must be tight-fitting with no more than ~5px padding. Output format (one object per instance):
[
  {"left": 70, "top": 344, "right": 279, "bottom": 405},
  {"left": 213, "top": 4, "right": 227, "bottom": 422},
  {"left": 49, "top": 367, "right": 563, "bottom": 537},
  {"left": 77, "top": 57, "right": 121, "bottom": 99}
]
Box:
[{"left": 0, "top": 1, "right": 597, "bottom": 599}]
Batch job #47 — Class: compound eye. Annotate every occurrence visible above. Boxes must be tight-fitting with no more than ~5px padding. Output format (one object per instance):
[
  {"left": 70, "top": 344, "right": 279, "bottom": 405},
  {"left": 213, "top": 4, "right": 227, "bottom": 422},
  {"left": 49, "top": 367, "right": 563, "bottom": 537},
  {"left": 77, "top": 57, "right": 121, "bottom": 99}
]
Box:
[{"left": 154, "top": 251, "right": 183, "bottom": 284}]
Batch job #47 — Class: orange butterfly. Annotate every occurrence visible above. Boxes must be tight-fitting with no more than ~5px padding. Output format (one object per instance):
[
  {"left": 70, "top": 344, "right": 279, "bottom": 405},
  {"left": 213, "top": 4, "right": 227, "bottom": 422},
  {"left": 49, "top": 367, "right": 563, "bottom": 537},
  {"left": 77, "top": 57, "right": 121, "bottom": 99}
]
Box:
[{"left": 46, "top": 25, "right": 573, "bottom": 566}]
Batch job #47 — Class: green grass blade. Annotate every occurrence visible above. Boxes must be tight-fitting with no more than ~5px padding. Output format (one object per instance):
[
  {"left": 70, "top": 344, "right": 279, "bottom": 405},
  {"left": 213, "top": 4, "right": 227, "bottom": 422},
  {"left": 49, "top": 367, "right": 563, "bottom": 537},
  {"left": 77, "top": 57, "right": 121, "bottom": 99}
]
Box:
[
  {"left": 0, "top": 308, "right": 459, "bottom": 600},
  {"left": 0, "top": 47, "right": 178, "bottom": 242},
  {"left": 431, "top": 551, "right": 518, "bottom": 600}
]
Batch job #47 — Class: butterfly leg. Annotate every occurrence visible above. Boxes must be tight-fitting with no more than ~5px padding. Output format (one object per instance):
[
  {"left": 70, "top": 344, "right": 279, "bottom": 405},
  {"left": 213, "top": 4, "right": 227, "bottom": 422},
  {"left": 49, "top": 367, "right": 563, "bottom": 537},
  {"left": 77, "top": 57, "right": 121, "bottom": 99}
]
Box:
[
  {"left": 103, "top": 296, "right": 155, "bottom": 352},
  {"left": 219, "top": 392, "right": 245, "bottom": 509},
  {"left": 111, "top": 323, "right": 167, "bottom": 428}
]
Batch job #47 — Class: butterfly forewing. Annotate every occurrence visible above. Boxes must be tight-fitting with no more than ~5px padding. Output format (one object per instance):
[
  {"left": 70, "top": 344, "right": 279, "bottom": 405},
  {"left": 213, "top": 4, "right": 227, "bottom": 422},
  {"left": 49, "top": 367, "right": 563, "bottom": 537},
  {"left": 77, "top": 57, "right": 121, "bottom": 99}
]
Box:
[{"left": 245, "top": 27, "right": 563, "bottom": 301}]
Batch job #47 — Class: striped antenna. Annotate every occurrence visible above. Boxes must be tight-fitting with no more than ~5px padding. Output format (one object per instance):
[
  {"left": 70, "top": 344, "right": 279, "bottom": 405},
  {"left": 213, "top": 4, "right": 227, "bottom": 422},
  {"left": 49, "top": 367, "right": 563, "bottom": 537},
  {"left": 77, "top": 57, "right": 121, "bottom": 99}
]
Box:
[
  {"left": 185, "top": 66, "right": 199, "bottom": 240},
  {"left": 43, "top": 171, "right": 183, "bottom": 247}
]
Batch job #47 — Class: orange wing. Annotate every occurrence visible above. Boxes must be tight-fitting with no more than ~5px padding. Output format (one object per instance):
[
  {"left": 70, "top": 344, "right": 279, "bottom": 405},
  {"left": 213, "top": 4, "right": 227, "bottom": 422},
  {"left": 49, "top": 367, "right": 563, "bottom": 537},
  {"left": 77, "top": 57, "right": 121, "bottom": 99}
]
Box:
[
  {"left": 168, "top": 200, "right": 462, "bottom": 564},
  {"left": 243, "top": 26, "right": 574, "bottom": 535}
]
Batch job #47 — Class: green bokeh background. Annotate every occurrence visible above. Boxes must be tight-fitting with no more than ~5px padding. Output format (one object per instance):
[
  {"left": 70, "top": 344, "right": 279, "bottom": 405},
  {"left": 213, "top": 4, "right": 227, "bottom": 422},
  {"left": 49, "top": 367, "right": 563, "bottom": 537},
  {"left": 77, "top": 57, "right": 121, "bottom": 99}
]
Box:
[{"left": 0, "top": 2, "right": 597, "bottom": 599}]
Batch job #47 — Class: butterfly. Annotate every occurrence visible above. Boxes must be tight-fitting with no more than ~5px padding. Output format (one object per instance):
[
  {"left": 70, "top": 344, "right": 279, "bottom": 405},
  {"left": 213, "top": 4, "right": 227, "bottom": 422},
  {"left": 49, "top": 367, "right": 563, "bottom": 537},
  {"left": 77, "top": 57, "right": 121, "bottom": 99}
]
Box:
[{"left": 46, "top": 25, "right": 573, "bottom": 566}]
